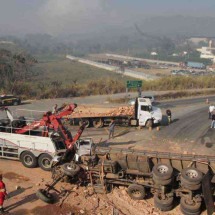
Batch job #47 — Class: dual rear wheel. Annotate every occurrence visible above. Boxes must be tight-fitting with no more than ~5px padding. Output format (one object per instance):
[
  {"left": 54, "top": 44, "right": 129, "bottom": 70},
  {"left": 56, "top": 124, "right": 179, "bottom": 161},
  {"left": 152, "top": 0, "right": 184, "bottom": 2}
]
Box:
[
  {"left": 20, "top": 151, "right": 52, "bottom": 171},
  {"left": 78, "top": 118, "right": 104, "bottom": 128}
]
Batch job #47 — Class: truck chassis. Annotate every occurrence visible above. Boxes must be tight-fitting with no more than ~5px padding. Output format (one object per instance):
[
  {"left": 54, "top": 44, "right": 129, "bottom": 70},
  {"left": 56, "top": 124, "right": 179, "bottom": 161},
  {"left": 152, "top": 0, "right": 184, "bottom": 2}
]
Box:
[{"left": 39, "top": 146, "right": 215, "bottom": 215}]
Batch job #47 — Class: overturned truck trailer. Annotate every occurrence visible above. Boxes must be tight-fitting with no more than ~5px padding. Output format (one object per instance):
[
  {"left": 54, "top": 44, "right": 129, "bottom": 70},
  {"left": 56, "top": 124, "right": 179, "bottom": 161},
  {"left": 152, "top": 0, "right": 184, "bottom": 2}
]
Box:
[
  {"left": 38, "top": 144, "right": 215, "bottom": 215},
  {"left": 86, "top": 147, "right": 215, "bottom": 215}
]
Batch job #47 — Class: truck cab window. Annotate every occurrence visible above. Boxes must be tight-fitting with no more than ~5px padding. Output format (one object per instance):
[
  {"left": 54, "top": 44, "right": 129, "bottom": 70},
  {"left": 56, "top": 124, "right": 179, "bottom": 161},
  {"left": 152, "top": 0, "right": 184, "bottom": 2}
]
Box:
[{"left": 141, "top": 105, "right": 150, "bottom": 112}]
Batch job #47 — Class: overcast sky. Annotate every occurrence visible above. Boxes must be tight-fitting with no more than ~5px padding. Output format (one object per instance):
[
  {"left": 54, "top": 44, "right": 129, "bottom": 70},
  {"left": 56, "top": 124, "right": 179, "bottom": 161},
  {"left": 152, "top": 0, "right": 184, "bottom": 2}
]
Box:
[{"left": 0, "top": 0, "right": 215, "bottom": 36}]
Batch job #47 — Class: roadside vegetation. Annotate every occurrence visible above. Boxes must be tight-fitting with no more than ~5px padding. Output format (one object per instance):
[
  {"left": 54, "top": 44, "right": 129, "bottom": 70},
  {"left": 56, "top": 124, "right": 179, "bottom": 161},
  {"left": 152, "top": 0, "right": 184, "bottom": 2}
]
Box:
[{"left": 1, "top": 50, "right": 215, "bottom": 100}]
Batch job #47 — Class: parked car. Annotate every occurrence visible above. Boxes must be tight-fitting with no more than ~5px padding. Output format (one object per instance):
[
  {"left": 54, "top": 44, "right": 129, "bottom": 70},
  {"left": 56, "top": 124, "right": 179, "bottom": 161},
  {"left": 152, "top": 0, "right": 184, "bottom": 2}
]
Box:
[
  {"left": 128, "top": 96, "right": 155, "bottom": 106},
  {"left": 0, "top": 95, "right": 21, "bottom": 106},
  {"left": 143, "top": 95, "right": 155, "bottom": 103},
  {"left": 128, "top": 98, "right": 136, "bottom": 106}
]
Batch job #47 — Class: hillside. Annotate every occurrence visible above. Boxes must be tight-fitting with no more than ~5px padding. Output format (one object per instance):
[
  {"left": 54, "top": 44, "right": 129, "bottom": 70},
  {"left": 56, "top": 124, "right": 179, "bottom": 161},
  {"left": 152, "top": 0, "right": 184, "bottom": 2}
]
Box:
[{"left": 31, "top": 55, "right": 130, "bottom": 86}]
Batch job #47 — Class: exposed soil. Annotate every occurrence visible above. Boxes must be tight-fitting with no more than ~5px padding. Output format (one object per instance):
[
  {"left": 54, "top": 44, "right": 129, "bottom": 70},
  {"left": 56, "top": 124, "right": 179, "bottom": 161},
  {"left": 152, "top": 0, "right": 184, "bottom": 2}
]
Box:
[{"left": 4, "top": 172, "right": 29, "bottom": 182}]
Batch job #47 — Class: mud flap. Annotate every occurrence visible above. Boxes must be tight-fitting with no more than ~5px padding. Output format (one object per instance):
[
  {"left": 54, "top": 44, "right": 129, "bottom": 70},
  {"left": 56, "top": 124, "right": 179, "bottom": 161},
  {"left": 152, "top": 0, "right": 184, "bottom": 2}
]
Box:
[{"left": 202, "top": 170, "right": 214, "bottom": 215}]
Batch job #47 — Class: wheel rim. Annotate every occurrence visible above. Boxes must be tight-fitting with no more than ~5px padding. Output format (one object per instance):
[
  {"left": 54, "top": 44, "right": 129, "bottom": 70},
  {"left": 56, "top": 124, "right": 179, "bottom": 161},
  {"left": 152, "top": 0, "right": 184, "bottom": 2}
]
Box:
[
  {"left": 41, "top": 189, "right": 51, "bottom": 198},
  {"left": 183, "top": 197, "right": 196, "bottom": 206},
  {"left": 67, "top": 164, "right": 76, "bottom": 170},
  {"left": 186, "top": 170, "right": 198, "bottom": 178},
  {"left": 157, "top": 165, "right": 169, "bottom": 174},
  {"left": 79, "top": 120, "right": 90, "bottom": 127},
  {"left": 93, "top": 119, "right": 103, "bottom": 128},
  {"left": 41, "top": 158, "right": 51, "bottom": 168},
  {"left": 132, "top": 189, "right": 142, "bottom": 198},
  {"left": 24, "top": 155, "right": 33, "bottom": 165},
  {"left": 84, "top": 120, "right": 90, "bottom": 127}
]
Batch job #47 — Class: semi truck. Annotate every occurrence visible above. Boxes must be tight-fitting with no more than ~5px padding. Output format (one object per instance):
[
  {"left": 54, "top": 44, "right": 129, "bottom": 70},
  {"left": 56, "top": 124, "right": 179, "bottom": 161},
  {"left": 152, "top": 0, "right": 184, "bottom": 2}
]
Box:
[{"left": 69, "top": 97, "right": 162, "bottom": 128}]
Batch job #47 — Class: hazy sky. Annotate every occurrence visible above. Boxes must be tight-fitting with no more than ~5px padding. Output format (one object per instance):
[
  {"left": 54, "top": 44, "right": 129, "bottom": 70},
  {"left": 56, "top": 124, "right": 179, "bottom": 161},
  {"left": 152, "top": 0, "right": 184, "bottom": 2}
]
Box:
[{"left": 0, "top": 0, "right": 215, "bottom": 36}]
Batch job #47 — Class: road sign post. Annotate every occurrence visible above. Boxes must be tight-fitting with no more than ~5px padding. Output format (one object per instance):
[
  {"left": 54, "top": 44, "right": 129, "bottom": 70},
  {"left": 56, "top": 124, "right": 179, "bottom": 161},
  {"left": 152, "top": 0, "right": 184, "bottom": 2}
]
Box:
[
  {"left": 127, "top": 80, "right": 142, "bottom": 89},
  {"left": 126, "top": 80, "right": 143, "bottom": 97}
]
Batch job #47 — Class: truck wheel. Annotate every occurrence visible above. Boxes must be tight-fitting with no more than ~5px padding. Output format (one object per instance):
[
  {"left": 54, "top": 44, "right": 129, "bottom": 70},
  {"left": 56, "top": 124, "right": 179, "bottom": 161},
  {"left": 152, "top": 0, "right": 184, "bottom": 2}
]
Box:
[
  {"left": 62, "top": 162, "right": 80, "bottom": 177},
  {"left": 181, "top": 168, "right": 203, "bottom": 184},
  {"left": 180, "top": 196, "right": 201, "bottom": 214},
  {"left": 12, "top": 120, "right": 18, "bottom": 128},
  {"left": 180, "top": 206, "right": 201, "bottom": 215},
  {"left": 79, "top": 119, "right": 91, "bottom": 127},
  {"left": 127, "top": 184, "right": 146, "bottom": 200},
  {"left": 146, "top": 119, "right": 153, "bottom": 128},
  {"left": 36, "top": 189, "right": 55, "bottom": 204},
  {"left": 93, "top": 118, "right": 104, "bottom": 128},
  {"left": 20, "top": 151, "right": 37, "bottom": 168},
  {"left": 152, "top": 164, "right": 173, "bottom": 180},
  {"left": 181, "top": 178, "right": 201, "bottom": 191},
  {"left": 154, "top": 193, "right": 174, "bottom": 211},
  {"left": 38, "top": 154, "right": 53, "bottom": 171},
  {"left": 153, "top": 177, "right": 172, "bottom": 186}
]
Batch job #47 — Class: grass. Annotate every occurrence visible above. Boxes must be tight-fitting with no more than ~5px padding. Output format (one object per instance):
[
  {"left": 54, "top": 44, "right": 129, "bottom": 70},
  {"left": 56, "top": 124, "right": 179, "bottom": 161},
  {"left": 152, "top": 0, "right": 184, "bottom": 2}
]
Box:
[
  {"left": 31, "top": 55, "right": 132, "bottom": 86},
  {"left": 8, "top": 54, "right": 215, "bottom": 100},
  {"left": 107, "top": 89, "right": 215, "bottom": 104}
]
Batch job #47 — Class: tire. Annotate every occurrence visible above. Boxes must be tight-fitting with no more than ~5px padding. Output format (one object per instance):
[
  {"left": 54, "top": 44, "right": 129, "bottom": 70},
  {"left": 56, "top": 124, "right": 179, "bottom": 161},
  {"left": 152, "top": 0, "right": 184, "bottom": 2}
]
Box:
[
  {"left": 93, "top": 118, "right": 104, "bottom": 128},
  {"left": 181, "top": 168, "right": 203, "bottom": 184},
  {"left": 20, "top": 151, "right": 38, "bottom": 168},
  {"left": 181, "top": 178, "right": 201, "bottom": 191},
  {"left": 127, "top": 184, "right": 146, "bottom": 200},
  {"left": 152, "top": 163, "right": 173, "bottom": 180},
  {"left": 38, "top": 154, "right": 53, "bottom": 171},
  {"left": 180, "top": 206, "right": 201, "bottom": 215},
  {"left": 180, "top": 196, "right": 201, "bottom": 214},
  {"left": 146, "top": 119, "right": 153, "bottom": 128},
  {"left": 62, "top": 162, "right": 80, "bottom": 177},
  {"left": 36, "top": 189, "right": 55, "bottom": 204},
  {"left": 153, "top": 177, "right": 172, "bottom": 186},
  {"left": 12, "top": 120, "right": 18, "bottom": 128},
  {"left": 154, "top": 193, "right": 174, "bottom": 211}
]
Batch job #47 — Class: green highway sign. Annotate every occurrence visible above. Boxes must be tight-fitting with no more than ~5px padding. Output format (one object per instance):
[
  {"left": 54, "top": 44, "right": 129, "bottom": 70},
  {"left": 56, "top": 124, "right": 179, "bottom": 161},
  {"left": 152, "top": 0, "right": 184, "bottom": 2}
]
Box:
[{"left": 127, "top": 80, "right": 142, "bottom": 88}]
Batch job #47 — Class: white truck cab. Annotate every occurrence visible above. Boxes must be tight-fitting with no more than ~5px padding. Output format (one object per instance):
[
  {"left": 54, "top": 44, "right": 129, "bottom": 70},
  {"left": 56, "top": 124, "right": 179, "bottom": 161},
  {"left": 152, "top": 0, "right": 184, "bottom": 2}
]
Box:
[
  {"left": 74, "top": 138, "right": 95, "bottom": 162},
  {"left": 131, "top": 98, "right": 162, "bottom": 127}
]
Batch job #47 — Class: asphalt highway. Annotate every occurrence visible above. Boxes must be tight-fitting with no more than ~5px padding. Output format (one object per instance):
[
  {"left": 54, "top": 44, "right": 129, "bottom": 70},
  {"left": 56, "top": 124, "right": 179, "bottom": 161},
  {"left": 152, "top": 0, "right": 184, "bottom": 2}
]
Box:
[{"left": 2, "top": 94, "right": 215, "bottom": 156}]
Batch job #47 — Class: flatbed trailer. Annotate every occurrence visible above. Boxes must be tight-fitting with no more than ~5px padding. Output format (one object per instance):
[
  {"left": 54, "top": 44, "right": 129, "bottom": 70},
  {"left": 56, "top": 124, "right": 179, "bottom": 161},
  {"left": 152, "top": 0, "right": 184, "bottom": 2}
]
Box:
[{"left": 68, "top": 97, "right": 162, "bottom": 128}]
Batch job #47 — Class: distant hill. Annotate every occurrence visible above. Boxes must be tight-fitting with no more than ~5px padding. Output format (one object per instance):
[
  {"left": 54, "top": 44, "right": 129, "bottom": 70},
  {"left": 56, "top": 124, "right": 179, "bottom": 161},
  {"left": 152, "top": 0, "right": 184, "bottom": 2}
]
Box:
[
  {"left": 136, "top": 16, "right": 215, "bottom": 37},
  {"left": 1, "top": 16, "right": 215, "bottom": 57}
]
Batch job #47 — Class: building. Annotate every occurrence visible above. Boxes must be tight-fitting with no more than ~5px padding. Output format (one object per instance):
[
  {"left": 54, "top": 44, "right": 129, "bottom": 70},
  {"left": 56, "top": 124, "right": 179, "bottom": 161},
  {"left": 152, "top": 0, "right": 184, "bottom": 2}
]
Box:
[
  {"left": 197, "top": 40, "right": 215, "bottom": 63},
  {"left": 185, "top": 61, "right": 206, "bottom": 69}
]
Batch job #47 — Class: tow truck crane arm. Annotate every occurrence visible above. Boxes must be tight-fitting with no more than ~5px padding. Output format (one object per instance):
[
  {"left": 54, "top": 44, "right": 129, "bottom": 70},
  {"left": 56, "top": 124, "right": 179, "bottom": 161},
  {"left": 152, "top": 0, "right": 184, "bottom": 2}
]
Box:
[
  {"left": 9, "top": 103, "right": 82, "bottom": 149},
  {"left": 15, "top": 103, "right": 76, "bottom": 133}
]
